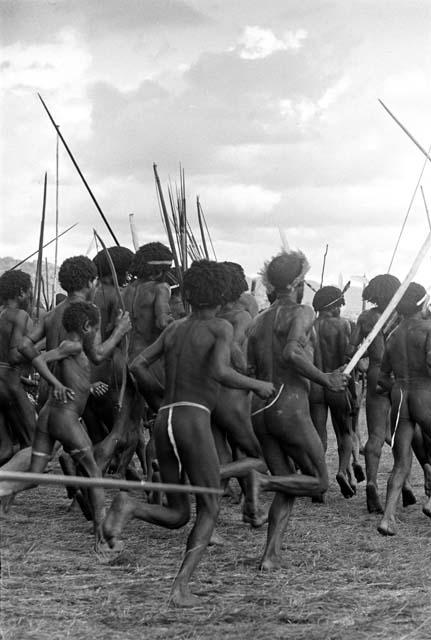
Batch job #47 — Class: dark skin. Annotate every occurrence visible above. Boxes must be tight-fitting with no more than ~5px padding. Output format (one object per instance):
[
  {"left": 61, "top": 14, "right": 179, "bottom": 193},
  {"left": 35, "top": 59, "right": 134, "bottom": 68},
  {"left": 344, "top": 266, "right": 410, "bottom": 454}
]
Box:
[
  {"left": 122, "top": 271, "right": 174, "bottom": 484},
  {"left": 85, "top": 277, "right": 142, "bottom": 478},
  {"left": 348, "top": 306, "right": 415, "bottom": 513},
  {"left": 248, "top": 281, "right": 348, "bottom": 571},
  {"left": 0, "top": 286, "right": 73, "bottom": 462},
  {"left": 310, "top": 305, "right": 363, "bottom": 497},
  {"left": 213, "top": 300, "right": 267, "bottom": 527},
  {"left": 377, "top": 310, "right": 431, "bottom": 536},
  {"left": 3, "top": 310, "right": 131, "bottom": 552},
  {"left": 103, "top": 305, "right": 274, "bottom": 607}
]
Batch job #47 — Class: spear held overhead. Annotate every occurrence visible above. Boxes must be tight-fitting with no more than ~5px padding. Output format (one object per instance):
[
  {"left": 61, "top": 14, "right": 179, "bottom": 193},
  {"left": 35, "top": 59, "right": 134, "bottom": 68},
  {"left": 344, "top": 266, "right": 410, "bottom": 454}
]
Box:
[
  {"left": 379, "top": 99, "right": 431, "bottom": 164},
  {"left": 345, "top": 228, "right": 431, "bottom": 375},
  {"left": 38, "top": 93, "right": 120, "bottom": 246}
]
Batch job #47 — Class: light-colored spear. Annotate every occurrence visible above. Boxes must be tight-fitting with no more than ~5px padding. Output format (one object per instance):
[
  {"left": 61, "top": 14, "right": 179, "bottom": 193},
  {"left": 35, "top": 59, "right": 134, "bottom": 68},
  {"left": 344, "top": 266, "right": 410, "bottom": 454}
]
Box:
[
  {"left": 420, "top": 186, "right": 431, "bottom": 230},
  {"left": 0, "top": 470, "right": 223, "bottom": 496},
  {"left": 34, "top": 172, "right": 48, "bottom": 319},
  {"left": 320, "top": 244, "right": 329, "bottom": 289},
  {"left": 129, "top": 213, "right": 140, "bottom": 251},
  {"left": 345, "top": 229, "right": 431, "bottom": 375},
  {"left": 51, "top": 129, "right": 60, "bottom": 305},
  {"left": 379, "top": 99, "right": 431, "bottom": 163}
]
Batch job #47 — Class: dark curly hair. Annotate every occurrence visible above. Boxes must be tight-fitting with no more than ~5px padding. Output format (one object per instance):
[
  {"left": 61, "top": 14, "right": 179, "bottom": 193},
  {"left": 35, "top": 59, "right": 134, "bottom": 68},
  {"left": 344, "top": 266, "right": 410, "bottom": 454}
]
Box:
[
  {"left": 264, "top": 251, "right": 309, "bottom": 291},
  {"left": 363, "top": 274, "right": 400, "bottom": 308},
  {"left": 0, "top": 270, "right": 32, "bottom": 303},
  {"left": 222, "top": 262, "right": 248, "bottom": 302},
  {"left": 396, "top": 282, "right": 427, "bottom": 317},
  {"left": 313, "top": 286, "right": 345, "bottom": 312},
  {"left": 62, "top": 301, "right": 100, "bottom": 335},
  {"left": 183, "top": 260, "right": 230, "bottom": 308},
  {"left": 130, "top": 242, "right": 173, "bottom": 280},
  {"left": 58, "top": 256, "right": 97, "bottom": 294},
  {"left": 93, "top": 246, "right": 134, "bottom": 286}
]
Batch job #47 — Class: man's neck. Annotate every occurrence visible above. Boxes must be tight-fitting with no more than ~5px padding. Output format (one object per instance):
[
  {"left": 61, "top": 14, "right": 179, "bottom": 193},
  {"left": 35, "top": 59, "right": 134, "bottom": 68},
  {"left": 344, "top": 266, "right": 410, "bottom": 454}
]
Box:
[
  {"left": 4, "top": 299, "right": 19, "bottom": 309},
  {"left": 68, "top": 291, "right": 88, "bottom": 303},
  {"left": 276, "top": 290, "right": 298, "bottom": 304},
  {"left": 191, "top": 306, "right": 218, "bottom": 320}
]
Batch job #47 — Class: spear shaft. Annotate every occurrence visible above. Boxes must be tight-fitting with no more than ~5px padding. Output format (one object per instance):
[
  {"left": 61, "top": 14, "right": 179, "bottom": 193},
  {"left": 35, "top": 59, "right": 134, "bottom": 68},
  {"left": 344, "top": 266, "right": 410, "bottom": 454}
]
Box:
[
  {"left": 34, "top": 173, "right": 47, "bottom": 319},
  {"left": 379, "top": 100, "right": 431, "bottom": 163},
  {"left": 9, "top": 224, "right": 78, "bottom": 271},
  {"left": 0, "top": 470, "right": 223, "bottom": 496},
  {"left": 197, "top": 196, "right": 209, "bottom": 259},
  {"left": 38, "top": 93, "right": 120, "bottom": 246},
  {"left": 153, "top": 163, "right": 183, "bottom": 286}
]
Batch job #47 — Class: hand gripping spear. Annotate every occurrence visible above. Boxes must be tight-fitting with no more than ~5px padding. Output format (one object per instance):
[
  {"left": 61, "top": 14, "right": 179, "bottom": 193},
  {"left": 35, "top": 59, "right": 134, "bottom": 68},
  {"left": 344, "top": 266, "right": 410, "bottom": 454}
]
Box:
[
  {"left": 345, "top": 228, "right": 431, "bottom": 375},
  {"left": 93, "top": 229, "right": 128, "bottom": 410},
  {"left": 38, "top": 93, "right": 120, "bottom": 247}
]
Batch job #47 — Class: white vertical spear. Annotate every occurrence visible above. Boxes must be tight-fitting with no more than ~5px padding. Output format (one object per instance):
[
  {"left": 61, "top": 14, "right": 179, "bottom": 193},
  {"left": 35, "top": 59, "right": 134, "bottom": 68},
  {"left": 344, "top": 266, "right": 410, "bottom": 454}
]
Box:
[{"left": 345, "top": 229, "right": 431, "bottom": 375}]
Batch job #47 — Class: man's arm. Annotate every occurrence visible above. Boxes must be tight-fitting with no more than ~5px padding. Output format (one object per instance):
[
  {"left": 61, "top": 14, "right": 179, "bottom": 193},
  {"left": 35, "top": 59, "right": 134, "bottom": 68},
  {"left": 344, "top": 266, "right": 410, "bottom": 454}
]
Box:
[
  {"left": 377, "top": 343, "right": 393, "bottom": 393},
  {"left": 229, "top": 310, "right": 251, "bottom": 373},
  {"left": 84, "top": 309, "right": 131, "bottom": 364},
  {"left": 346, "top": 313, "right": 365, "bottom": 358},
  {"left": 338, "top": 319, "right": 351, "bottom": 364},
  {"left": 18, "top": 313, "right": 48, "bottom": 358},
  {"left": 130, "top": 326, "right": 167, "bottom": 373},
  {"left": 282, "top": 307, "right": 347, "bottom": 391},
  {"left": 154, "top": 283, "right": 174, "bottom": 331},
  {"left": 212, "top": 320, "right": 274, "bottom": 398},
  {"left": 9, "top": 310, "right": 33, "bottom": 365}
]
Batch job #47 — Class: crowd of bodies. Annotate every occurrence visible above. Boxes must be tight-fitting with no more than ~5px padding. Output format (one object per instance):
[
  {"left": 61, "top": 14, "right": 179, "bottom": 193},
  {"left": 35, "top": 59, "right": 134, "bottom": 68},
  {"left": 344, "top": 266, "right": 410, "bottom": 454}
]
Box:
[{"left": 1, "top": 243, "right": 431, "bottom": 607}]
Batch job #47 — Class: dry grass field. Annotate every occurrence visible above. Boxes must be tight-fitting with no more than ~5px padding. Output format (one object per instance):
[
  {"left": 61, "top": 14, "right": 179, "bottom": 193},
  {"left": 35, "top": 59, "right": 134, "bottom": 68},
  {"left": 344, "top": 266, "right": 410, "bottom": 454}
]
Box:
[{"left": 1, "top": 415, "right": 431, "bottom": 640}]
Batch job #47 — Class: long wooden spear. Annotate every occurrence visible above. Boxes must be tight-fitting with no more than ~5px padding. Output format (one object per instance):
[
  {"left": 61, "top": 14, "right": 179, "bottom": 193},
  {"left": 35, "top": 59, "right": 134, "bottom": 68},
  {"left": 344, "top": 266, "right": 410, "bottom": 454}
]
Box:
[
  {"left": 320, "top": 244, "right": 329, "bottom": 289},
  {"left": 197, "top": 196, "right": 209, "bottom": 259},
  {"left": 0, "top": 470, "right": 223, "bottom": 496},
  {"left": 420, "top": 186, "right": 431, "bottom": 230},
  {"left": 379, "top": 100, "right": 431, "bottom": 163},
  {"left": 34, "top": 172, "right": 48, "bottom": 319},
  {"left": 9, "top": 223, "right": 78, "bottom": 271},
  {"left": 153, "top": 163, "right": 183, "bottom": 286},
  {"left": 345, "top": 229, "right": 431, "bottom": 375},
  {"left": 51, "top": 129, "right": 60, "bottom": 305},
  {"left": 129, "top": 213, "right": 140, "bottom": 251},
  {"left": 38, "top": 93, "right": 120, "bottom": 246}
]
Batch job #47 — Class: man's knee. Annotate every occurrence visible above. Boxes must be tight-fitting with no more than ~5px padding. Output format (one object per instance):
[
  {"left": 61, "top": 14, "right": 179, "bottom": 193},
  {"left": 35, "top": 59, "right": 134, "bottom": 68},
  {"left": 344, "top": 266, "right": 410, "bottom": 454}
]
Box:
[{"left": 166, "top": 503, "right": 191, "bottom": 529}]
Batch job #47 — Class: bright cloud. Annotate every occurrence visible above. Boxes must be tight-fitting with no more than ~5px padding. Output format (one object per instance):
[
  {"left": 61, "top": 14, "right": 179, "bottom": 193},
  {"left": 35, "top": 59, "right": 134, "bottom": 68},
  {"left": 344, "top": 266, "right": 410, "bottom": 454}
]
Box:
[{"left": 237, "top": 26, "right": 307, "bottom": 60}]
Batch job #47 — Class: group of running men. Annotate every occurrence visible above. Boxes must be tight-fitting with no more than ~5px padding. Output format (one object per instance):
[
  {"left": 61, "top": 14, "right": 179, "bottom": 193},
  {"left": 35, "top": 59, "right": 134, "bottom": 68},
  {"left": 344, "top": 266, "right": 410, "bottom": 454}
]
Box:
[{"left": 0, "top": 242, "right": 430, "bottom": 607}]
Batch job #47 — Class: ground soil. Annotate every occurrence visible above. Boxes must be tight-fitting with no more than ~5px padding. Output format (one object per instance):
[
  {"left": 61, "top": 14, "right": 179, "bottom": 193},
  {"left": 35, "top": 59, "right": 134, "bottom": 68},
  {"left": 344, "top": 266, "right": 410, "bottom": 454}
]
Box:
[{"left": 1, "top": 415, "right": 430, "bottom": 640}]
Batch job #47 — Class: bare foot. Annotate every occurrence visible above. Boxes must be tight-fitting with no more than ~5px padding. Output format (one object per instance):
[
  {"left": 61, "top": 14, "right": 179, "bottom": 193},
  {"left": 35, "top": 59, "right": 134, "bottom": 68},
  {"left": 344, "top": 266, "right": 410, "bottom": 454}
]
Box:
[
  {"left": 209, "top": 530, "right": 225, "bottom": 546},
  {"left": 312, "top": 492, "right": 327, "bottom": 504},
  {"left": 242, "top": 508, "right": 268, "bottom": 528},
  {"left": 366, "top": 483, "right": 383, "bottom": 514},
  {"left": 170, "top": 587, "right": 201, "bottom": 608},
  {"left": 378, "top": 515, "right": 396, "bottom": 536},
  {"left": 353, "top": 463, "right": 365, "bottom": 483},
  {"left": 103, "top": 492, "right": 134, "bottom": 548},
  {"left": 259, "top": 556, "right": 281, "bottom": 571},
  {"left": 336, "top": 472, "right": 355, "bottom": 499},
  {"left": 422, "top": 497, "right": 431, "bottom": 518},
  {"left": 402, "top": 485, "right": 416, "bottom": 508}
]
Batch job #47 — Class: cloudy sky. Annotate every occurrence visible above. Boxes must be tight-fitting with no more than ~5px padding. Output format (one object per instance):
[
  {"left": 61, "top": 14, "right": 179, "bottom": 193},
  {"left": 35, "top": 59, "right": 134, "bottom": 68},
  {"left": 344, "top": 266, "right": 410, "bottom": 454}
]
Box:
[{"left": 1, "top": 0, "right": 431, "bottom": 286}]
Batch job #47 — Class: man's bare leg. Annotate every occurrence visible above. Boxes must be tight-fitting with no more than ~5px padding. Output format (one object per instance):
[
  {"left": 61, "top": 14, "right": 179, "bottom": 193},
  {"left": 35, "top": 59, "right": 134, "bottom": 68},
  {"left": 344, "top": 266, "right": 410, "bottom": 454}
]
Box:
[
  {"left": 378, "top": 418, "right": 414, "bottom": 536},
  {"left": 330, "top": 406, "right": 355, "bottom": 499},
  {"left": 104, "top": 407, "right": 221, "bottom": 607},
  {"left": 364, "top": 375, "right": 389, "bottom": 513}
]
